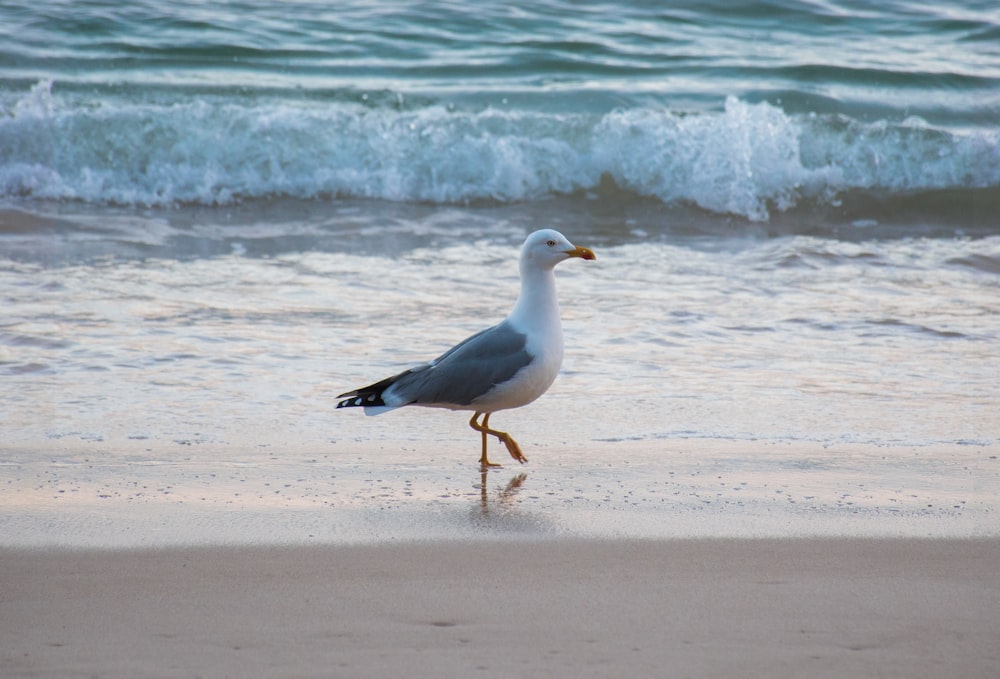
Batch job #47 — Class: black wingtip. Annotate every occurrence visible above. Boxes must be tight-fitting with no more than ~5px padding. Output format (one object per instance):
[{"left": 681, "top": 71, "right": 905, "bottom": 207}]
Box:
[
  {"left": 338, "top": 371, "right": 409, "bottom": 409},
  {"left": 336, "top": 391, "right": 387, "bottom": 409}
]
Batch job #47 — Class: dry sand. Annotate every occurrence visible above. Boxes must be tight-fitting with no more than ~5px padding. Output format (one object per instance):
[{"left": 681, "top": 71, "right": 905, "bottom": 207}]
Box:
[{"left": 3, "top": 538, "right": 998, "bottom": 678}]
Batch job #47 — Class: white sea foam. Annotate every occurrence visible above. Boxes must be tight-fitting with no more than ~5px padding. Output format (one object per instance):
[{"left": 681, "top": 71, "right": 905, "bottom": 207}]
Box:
[{"left": 1, "top": 83, "right": 997, "bottom": 220}]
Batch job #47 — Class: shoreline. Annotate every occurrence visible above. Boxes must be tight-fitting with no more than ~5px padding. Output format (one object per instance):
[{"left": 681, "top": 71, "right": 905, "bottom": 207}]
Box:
[
  {"left": 2, "top": 438, "right": 996, "bottom": 549},
  {"left": 4, "top": 537, "right": 998, "bottom": 678}
]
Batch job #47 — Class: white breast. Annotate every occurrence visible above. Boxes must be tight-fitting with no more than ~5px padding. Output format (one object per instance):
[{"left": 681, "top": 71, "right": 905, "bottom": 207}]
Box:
[{"left": 470, "top": 315, "right": 564, "bottom": 413}]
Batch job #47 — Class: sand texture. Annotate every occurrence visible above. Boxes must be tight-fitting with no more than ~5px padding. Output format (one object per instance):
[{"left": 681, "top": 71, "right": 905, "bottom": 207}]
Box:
[{"left": 3, "top": 538, "right": 998, "bottom": 678}]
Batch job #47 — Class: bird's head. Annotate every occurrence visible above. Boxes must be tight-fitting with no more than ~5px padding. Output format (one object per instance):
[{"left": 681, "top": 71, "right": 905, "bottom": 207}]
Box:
[{"left": 519, "top": 229, "right": 596, "bottom": 271}]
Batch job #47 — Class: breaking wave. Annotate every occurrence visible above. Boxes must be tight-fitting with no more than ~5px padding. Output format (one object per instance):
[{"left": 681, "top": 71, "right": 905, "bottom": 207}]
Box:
[{"left": 2, "top": 80, "right": 998, "bottom": 221}]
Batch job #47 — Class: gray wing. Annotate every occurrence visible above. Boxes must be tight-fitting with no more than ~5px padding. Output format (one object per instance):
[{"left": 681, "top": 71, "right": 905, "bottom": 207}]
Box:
[{"left": 385, "top": 320, "right": 532, "bottom": 407}]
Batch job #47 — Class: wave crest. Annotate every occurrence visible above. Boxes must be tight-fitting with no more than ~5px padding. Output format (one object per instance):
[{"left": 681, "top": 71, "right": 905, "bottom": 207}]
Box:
[{"left": 1, "top": 83, "right": 997, "bottom": 220}]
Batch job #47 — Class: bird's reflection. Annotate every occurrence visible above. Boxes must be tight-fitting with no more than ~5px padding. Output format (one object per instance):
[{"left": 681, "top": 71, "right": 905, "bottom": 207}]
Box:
[
  {"left": 467, "top": 470, "right": 556, "bottom": 534},
  {"left": 478, "top": 470, "right": 528, "bottom": 514}
]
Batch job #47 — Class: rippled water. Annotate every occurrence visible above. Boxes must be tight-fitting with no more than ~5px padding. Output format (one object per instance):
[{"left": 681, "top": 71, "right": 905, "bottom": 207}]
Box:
[{"left": 4, "top": 206, "right": 997, "bottom": 449}]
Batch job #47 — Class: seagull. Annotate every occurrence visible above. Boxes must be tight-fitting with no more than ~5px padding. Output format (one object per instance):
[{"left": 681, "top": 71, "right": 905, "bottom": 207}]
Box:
[{"left": 337, "top": 229, "right": 596, "bottom": 467}]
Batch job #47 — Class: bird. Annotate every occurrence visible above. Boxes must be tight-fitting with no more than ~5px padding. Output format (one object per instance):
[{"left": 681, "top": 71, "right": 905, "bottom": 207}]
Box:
[{"left": 337, "top": 229, "right": 596, "bottom": 468}]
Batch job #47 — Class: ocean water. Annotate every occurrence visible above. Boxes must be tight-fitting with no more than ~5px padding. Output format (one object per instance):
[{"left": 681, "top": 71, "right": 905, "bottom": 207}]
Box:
[
  {"left": 2, "top": 0, "right": 999, "bottom": 220},
  {"left": 1, "top": 1, "right": 998, "bottom": 546}
]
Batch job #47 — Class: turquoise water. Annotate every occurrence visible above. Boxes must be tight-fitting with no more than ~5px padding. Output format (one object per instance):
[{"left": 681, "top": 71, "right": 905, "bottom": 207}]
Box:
[{"left": 1, "top": 1, "right": 998, "bottom": 222}]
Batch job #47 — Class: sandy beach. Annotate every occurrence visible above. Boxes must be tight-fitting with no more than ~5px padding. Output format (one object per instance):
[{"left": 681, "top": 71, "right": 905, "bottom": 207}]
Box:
[{"left": 3, "top": 538, "right": 998, "bottom": 678}]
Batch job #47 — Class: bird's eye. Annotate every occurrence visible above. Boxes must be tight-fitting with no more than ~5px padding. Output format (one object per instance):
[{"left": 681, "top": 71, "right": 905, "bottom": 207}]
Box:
[{"left": 546, "top": 239, "right": 556, "bottom": 247}]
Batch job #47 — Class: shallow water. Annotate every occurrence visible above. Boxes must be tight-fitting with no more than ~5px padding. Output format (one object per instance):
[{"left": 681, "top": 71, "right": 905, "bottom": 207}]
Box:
[
  {"left": 1, "top": 202, "right": 998, "bottom": 546},
  {"left": 4, "top": 203, "right": 997, "bottom": 449}
]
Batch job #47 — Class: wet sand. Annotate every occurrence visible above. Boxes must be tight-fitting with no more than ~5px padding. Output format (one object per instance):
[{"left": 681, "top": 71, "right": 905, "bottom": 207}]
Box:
[{"left": 3, "top": 538, "right": 998, "bottom": 678}]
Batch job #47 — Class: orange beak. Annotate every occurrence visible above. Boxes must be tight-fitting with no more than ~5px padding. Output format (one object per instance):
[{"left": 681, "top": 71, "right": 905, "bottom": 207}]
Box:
[{"left": 565, "top": 245, "right": 596, "bottom": 261}]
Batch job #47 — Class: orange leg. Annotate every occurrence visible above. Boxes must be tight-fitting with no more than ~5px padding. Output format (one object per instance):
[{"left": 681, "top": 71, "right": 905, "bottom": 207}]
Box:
[{"left": 469, "top": 412, "right": 528, "bottom": 468}]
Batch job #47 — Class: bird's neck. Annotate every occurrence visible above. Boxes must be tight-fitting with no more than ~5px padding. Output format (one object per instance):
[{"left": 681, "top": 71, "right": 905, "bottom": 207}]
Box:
[{"left": 508, "top": 265, "right": 560, "bottom": 332}]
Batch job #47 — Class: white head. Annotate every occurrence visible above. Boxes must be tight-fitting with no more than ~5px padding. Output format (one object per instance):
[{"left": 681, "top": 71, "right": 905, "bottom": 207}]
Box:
[{"left": 519, "top": 229, "right": 596, "bottom": 272}]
